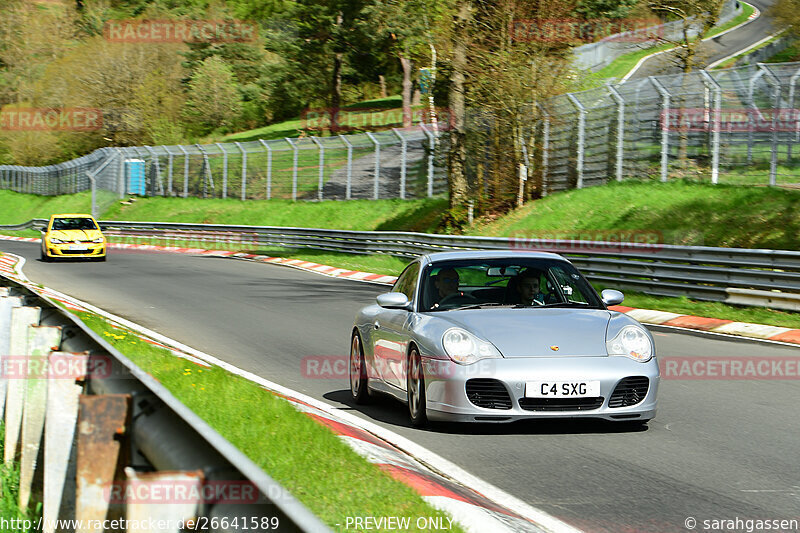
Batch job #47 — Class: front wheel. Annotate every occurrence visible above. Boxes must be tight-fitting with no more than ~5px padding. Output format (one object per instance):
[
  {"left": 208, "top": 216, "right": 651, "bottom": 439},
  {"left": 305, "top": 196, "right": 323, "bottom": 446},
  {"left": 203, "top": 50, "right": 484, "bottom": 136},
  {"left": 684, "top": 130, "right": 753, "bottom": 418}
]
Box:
[
  {"left": 40, "top": 248, "right": 50, "bottom": 262},
  {"left": 407, "top": 347, "right": 427, "bottom": 427},
  {"left": 349, "top": 332, "right": 369, "bottom": 404}
]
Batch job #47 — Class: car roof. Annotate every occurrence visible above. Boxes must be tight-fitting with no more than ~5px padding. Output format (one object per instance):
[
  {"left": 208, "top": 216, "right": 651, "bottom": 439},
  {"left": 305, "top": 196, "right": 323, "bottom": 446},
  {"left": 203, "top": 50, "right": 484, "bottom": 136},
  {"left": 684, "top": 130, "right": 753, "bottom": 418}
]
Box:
[
  {"left": 421, "top": 250, "right": 568, "bottom": 263},
  {"left": 51, "top": 213, "right": 94, "bottom": 218}
]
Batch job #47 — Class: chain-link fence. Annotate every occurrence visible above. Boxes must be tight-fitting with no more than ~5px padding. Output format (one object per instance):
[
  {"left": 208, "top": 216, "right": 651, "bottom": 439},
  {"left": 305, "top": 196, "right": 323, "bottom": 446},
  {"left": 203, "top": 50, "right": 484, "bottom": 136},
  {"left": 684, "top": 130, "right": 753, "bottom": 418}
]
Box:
[
  {"left": 536, "top": 62, "right": 800, "bottom": 193},
  {"left": 0, "top": 125, "right": 448, "bottom": 216}
]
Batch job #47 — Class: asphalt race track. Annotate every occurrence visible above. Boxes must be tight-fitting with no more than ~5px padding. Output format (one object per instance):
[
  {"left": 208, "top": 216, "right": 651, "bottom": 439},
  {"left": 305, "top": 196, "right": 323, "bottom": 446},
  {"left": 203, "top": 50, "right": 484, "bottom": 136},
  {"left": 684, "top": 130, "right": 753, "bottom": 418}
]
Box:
[
  {"left": 3, "top": 241, "right": 798, "bottom": 533},
  {"left": 630, "top": 0, "right": 777, "bottom": 79}
]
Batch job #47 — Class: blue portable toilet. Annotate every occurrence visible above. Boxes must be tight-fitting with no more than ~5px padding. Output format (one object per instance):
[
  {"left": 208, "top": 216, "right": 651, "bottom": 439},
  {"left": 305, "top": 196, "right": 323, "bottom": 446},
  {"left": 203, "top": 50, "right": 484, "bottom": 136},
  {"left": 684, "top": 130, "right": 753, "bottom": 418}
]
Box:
[{"left": 125, "top": 159, "right": 145, "bottom": 196}]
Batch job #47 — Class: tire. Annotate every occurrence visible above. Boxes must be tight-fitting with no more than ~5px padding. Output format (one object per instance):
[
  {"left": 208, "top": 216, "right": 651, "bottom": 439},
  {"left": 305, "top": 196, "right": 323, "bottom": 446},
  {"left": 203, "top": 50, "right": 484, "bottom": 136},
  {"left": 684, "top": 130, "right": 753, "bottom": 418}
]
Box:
[
  {"left": 407, "top": 346, "right": 427, "bottom": 427},
  {"left": 349, "top": 332, "right": 370, "bottom": 404},
  {"left": 40, "top": 248, "right": 50, "bottom": 262}
]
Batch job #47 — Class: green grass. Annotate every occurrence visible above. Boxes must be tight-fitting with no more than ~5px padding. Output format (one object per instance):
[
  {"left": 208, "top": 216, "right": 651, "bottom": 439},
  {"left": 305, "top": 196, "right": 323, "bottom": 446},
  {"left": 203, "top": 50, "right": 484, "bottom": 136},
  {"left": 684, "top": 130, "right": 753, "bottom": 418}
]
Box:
[
  {"left": 590, "top": 2, "right": 756, "bottom": 81},
  {"left": 765, "top": 38, "right": 800, "bottom": 63},
  {"left": 712, "top": 30, "right": 787, "bottom": 70},
  {"left": 71, "top": 311, "right": 462, "bottom": 533},
  {"left": 0, "top": 425, "right": 41, "bottom": 529}
]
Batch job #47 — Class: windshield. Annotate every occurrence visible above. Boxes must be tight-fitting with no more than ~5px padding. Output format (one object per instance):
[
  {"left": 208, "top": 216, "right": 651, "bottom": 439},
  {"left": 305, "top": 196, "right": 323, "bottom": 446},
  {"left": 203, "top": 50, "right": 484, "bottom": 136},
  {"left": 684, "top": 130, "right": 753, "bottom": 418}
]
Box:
[
  {"left": 419, "top": 258, "right": 603, "bottom": 312},
  {"left": 51, "top": 217, "right": 98, "bottom": 231}
]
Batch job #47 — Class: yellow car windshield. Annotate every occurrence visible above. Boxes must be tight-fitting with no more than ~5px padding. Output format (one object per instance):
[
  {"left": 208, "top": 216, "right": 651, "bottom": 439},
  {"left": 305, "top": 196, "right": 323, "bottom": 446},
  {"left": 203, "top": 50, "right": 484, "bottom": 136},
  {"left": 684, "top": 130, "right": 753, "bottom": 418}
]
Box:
[{"left": 52, "top": 218, "right": 98, "bottom": 231}]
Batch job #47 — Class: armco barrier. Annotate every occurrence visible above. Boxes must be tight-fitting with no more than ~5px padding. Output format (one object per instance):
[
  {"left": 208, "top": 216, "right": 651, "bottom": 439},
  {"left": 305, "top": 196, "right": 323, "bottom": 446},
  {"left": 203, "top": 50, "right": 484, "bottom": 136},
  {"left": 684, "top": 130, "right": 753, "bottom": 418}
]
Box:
[
  {"left": 4, "top": 219, "right": 798, "bottom": 311},
  {"left": 0, "top": 261, "right": 331, "bottom": 532}
]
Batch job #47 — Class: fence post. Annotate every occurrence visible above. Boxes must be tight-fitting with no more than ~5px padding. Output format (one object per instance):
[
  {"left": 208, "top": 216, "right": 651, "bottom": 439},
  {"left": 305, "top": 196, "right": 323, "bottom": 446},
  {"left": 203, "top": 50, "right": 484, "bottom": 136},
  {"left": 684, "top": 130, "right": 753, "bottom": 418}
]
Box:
[
  {"left": 177, "top": 145, "right": 190, "bottom": 198},
  {"left": 566, "top": 94, "right": 586, "bottom": 189},
  {"left": 163, "top": 146, "right": 174, "bottom": 196},
  {"left": 195, "top": 144, "right": 214, "bottom": 198},
  {"left": 606, "top": 83, "right": 625, "bottom": 182},
  {"left": 234, "top": 142, "right": 247, "bottom": 201},
  {"left": 258, "top": 140, "right": 272, "bottom": 200},
  {"left": 338, "top": 135, "right": 353, "bottom": 200},
  {"left": 311, "top": 136, "right": 325, "bottom": 201},
  {"left": 116, "top": 148, "right": 125, "bottom": 198},
  {"left": 215, "top": 143, "right": 228, "bottom": 199},
  {"left": 419, "top": 124, "right": 435, "bottom": 197},
  {"left": 700, "top": 70, "right": 722, "bottom": 184},
  {"left": 285, "top": 138, "right": 298, "bottom": 201},
  {"left": 747, "top": 68, "right": 765, "bottom": 165},
  {"left": 760, "top": 63, "right": 781, "bottom": 186},
  {"left": 365, "top": 132, "right": 381, "bottom": 199},
  {"left": 392, "top": 129, "right": 407, "bottom": 199},
  {"left": 143, "top": 146, "right": 164, "bottom": 196},
  {"left": 788, "top": 67, "right": 800, "bottom": 160},
  {"left": 537, "top": 104, "right": 550, "bottom": 197},
  {"left": 650, "top": 76, "right": 671, "bottom": 182}
]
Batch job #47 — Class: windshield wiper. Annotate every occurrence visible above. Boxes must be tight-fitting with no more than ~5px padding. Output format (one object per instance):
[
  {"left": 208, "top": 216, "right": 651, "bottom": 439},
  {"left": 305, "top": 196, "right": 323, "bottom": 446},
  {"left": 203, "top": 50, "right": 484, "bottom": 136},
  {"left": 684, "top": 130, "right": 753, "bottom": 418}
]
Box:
[{"left": 449, "top": 302, "right": 517, "bottom": 310}]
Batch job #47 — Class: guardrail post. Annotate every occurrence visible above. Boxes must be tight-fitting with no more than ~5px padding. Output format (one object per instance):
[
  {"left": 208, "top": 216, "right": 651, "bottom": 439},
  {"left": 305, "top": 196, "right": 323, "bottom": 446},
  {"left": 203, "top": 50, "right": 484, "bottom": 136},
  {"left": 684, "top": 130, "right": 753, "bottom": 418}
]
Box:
[
  {"left": 311, "top": 136, "right": 325, "bottom": 200},
  {"left": 177, "top": 145, "right": 190, "bottom": 198},
  {"left": 567, "top": 93, "right": 586, "bottom": 189},
  {"left": 76, "top": 394, "right": 131, "bottom": 531},
  {"left": 285, "top": 137, "right": 299, "bottom": 201},
  {"left": 366, "top": 131, "right": 381, "bottom": 199},
  {"left": 392, "top": 128, "right": 407, "bottom": 199},
  {"left": 650, "top": 76, "right": 671, "bottom": 182},
  {"left": 760, "top": 63, "right": 782, "bottom": 186},
  {"left": 419, "top": 124, "right": 435, "bottom": 197},
  {"left": 338, "top": 134, "right": 353, "bottom": 199},
  {"left": 235, "top": 142, "right": 247, "bottom": 201},
  {"left": 788, "top": 66, "right": 800, "bottom": 160},
  {"left": 700, "top": 70, "right": 722, "bottom": 184},
  {"left": 215, "top": 143, "right": 228, "bottom": 199},
  {"left": 20, "top": 325, "right": 63, "bottom": 510},
  {"left": 606, "top": 83, "right": 625, "bottom": 182},
  {"left": 259, "top": 140, "right": 272, "bottom": 200}
]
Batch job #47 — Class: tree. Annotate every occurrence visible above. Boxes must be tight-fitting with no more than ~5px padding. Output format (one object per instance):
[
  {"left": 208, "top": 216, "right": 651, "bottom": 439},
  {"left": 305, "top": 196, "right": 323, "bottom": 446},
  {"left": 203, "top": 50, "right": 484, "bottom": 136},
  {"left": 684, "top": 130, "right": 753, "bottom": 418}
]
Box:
[
  {"left": 183, "top": 56, "right": 244, "bottom": 135},
  {"left": 648, "top": 0, "right": 725, "bottom": 73}
]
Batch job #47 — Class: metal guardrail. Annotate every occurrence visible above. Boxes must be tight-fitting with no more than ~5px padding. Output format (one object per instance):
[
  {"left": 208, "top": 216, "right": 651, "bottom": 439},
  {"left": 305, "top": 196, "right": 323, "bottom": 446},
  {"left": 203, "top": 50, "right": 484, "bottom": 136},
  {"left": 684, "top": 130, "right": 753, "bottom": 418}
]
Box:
[
  {"left": 0, "top": 267, "right": 331, "bottom": 532},
  {"left": 6, "top": 219, "right": 796, "bottom": 311}
]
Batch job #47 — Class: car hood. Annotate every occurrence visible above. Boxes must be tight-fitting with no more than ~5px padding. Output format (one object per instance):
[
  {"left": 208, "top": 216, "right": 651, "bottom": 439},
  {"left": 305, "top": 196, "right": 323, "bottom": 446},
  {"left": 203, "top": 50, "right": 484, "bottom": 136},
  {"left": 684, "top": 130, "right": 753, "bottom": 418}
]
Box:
[
  {"left": 48, "top": 229, "right": 103, "bottom": 241},
  {"left": 435, "top": 308, "right": 611, "bottom": 357}
]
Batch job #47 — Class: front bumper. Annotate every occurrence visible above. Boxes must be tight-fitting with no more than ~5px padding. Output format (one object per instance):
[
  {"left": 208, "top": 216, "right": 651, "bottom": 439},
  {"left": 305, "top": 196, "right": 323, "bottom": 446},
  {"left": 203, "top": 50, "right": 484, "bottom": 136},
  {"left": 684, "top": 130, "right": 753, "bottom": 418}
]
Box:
[
  {"left": 45, "top": 243, "right": 106, "bottom": 258},
  {"left": 422, "top": 355, "right": 659, "bottom": 423}
]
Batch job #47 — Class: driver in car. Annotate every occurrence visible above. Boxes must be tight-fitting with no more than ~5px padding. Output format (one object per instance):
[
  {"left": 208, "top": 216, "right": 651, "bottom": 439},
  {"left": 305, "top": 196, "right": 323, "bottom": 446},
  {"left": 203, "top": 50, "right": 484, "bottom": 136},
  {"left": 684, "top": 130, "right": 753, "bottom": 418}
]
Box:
[
  {"left": 433, "top": 268, "right": 462, "bottom": 307},
  {"left": 516, "top": 270, "right": 548, "bottom": 306}
]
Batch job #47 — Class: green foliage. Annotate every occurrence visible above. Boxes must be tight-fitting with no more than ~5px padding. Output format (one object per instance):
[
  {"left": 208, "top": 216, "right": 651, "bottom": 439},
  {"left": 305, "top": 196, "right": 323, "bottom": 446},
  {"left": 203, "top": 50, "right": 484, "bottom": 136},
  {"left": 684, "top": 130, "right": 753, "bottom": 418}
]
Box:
[
  {"left": 183, "top": 56, "right": 244, "bottom": 135},
  {"left": 574, "top": 0, "right": 639, "bottom": 19}
]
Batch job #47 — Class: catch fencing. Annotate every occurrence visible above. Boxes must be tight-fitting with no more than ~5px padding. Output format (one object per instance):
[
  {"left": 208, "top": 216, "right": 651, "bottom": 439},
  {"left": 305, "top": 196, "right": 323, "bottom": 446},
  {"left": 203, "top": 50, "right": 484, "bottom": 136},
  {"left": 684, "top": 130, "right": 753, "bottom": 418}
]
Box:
[
  {"left": 0, "top": 125, "right": 448, "bottom": 216},
  {"left": 535, "top": 61, "right": 800, "bottom": 194}
]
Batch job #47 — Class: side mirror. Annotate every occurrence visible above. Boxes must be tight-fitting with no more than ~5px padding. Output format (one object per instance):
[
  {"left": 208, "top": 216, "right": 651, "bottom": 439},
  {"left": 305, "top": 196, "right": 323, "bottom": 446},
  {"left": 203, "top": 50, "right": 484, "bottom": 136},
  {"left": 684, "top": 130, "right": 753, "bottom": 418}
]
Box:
[
  {"left": 377, "top": 292, "right": 411, "bottom": 310},
  {"left": 601, "top": 289, "right": 624, "bottom": 306}
]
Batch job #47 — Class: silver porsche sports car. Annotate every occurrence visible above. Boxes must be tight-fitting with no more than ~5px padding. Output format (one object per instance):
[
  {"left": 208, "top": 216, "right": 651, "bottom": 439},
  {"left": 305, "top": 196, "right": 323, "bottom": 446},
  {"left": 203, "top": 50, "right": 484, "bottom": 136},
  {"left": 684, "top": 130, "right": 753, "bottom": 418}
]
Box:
[{"left": 349, "top": 251, "right": 659, "bottom": 426}]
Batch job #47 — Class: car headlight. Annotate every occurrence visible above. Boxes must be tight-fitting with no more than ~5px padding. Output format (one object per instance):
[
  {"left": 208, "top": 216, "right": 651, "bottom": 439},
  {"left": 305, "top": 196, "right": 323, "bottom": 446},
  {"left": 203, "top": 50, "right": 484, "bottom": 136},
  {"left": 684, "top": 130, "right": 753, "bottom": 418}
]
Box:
[
  {"left": 442, "top": 328, "right": 502, "bottom": 365},
  {"left": 91, "top": 238, "right": 104, "bottom": 243},
  {"left": 49, "top": 238, "right": 64, "bottom": 244},
  {"left": 606, "top": 325, "right": 653, "bottom": 362}
]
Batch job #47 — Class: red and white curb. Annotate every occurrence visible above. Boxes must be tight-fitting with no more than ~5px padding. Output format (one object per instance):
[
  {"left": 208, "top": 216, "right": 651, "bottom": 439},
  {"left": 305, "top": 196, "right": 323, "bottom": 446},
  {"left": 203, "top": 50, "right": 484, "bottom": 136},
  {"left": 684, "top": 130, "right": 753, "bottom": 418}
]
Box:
[
  {"left": 0, "top": 250, "right": 579, "bottom": 533},
  {"left": 3, "top": 234, "right": 798, "bottom": 344}
]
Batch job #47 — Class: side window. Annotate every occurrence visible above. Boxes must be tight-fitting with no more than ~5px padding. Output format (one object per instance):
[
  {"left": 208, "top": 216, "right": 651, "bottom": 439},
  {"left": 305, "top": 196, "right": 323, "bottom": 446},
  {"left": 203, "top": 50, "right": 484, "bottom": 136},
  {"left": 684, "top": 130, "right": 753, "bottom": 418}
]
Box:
[
  {"left": 392, "top": 262, "right": 420, "bottom": 301},
  {"left": 550, "top": 266, "right": 588, "bottom": 304}
]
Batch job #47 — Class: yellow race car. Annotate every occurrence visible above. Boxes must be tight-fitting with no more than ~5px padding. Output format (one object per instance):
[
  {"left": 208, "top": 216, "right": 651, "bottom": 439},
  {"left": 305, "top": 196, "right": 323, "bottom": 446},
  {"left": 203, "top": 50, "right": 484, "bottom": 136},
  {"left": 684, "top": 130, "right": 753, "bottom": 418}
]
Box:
[{"left": 41, "top": 213, "right": 107, "bottom": 262}]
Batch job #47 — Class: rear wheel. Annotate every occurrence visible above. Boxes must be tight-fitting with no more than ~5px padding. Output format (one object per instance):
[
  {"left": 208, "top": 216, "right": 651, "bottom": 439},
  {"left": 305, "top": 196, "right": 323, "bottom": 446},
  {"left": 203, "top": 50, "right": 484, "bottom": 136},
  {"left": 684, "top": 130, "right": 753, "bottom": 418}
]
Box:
[
  {"left": 407, "top": 347, "right": 427, "bottom": 427},
  {"left": 349, "top": 332, "right": 369, "bottom": 404}
]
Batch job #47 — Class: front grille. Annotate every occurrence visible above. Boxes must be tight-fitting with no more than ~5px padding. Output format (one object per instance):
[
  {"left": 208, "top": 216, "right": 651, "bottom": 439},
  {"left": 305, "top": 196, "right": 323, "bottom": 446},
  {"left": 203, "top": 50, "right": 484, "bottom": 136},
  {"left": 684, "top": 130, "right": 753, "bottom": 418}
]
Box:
[
  {"left": 608, "top": 377, "right": 649, "bottom": 408},
  {"left": 519, "top": 397, "right": 604, "bottom": 411},
  {"left": 466, "top": 379, "right": 512, "bottom": 410},
  {"left": 60, "top": 249, "right": 92, "bottom": 255}
]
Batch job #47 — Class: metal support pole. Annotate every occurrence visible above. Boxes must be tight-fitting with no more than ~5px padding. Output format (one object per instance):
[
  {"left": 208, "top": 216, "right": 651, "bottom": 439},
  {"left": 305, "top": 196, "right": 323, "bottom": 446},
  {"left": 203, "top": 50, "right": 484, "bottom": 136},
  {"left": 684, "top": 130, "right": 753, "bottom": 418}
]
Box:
[
  {"left": 285, "top": 138, "right": 298, "bottom": 201},
  {"left": 163, "top": 146, "right": 174, "bottom": 196},
  {"left": 215, "top": 143, "right": 228, "bottom": 199},
  {"left": 259, "top": 140, "right": 272, "bottom": 200},
  {"left": 338, "top": 135, "right": 353, "bottom": 200},
  {"left": 419, "top": 125, "right": 435, "bottom": 197},
  {"left": 650, "top": 77, "right": 671, "bottom": 182},
  {"left": 143, "top": 146, "right": 164, "bottom": 196},
  {"left": 537, "top": 104, "right": 551, "bottom": 197},
  {"left": 747, "top": 68, "right": 765, "bottom": 165},
  {"left": 760, "top": 64, "right": 781, "bottom": 186},
  {"left": 392, "top": 129, "right": 407, "bottom": 199},
  {"left": 177, "top": 145, "right": 190, "bottom": 198},
  {"left": 788, "top": 66, "right": 800, "bottom": 160},
  {"left": 311, "top": 136, "right": 325, "bottom": 201},
  {"left": 567, "top": 94, "right": 586, "bottom": 189},
  {"left": 366, "top": 132, "right": 381, "bottom": 199},
  {"left": 196, "top": 144, "right": 214, "bottom": 198},
  {"left": 235, "top": 142, "right": 247, "bottom": 201},
  {"left": 700, "top": 70, "right": 722, "bottom": 184},
  {"left": 607, "top": 83, "right": 626, "bottom": 182}
]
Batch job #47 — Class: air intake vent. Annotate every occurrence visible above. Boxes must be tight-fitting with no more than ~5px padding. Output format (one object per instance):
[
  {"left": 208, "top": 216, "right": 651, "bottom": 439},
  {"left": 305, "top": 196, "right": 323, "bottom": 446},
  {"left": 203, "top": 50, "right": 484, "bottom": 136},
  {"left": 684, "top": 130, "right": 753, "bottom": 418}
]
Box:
[
  {"left": 609, "top": 377, "right": 649, "bottom": 408},
  {"left": 465, "top": 379, "right": 512, "bottom": 410},
  {"left": 519, "top": 397, "right": 604, "bottom": 411}
]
